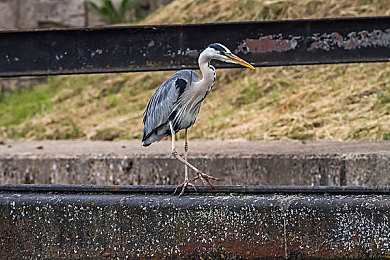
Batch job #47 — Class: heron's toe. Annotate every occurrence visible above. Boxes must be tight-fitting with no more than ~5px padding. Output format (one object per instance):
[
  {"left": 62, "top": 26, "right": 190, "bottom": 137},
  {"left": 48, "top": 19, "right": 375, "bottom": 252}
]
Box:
[
  {"left": 173, "top": 180, "right": 198, "bottom": 196},
  {"left": 191, "top": 172, "right": 222, "bottom": 187}
]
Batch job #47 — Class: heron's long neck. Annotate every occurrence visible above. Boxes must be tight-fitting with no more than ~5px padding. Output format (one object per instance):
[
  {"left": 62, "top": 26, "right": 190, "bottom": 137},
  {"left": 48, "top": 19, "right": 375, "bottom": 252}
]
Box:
[{"left": 197, "top": 54, "right": 216, "bottom": 92}]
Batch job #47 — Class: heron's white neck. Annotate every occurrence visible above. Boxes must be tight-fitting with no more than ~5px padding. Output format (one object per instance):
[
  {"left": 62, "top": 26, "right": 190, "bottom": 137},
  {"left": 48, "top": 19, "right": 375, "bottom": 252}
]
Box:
[{"left": 197, "top": 53, "right": 216, "bottom": 92}]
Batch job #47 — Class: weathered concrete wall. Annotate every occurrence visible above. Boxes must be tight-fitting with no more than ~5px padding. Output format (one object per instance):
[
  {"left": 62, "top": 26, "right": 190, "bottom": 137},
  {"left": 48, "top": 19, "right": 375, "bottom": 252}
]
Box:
[
  {"left": 0, "top": 0, "right": 17, "bottom": 30},
  {"left": 19, "top": 0, "right": 86, "bottom": 28},
  {"left": 0, "top": 0, "right": 171, "bottom": 30},
  {"left": 0, "top": 0, "right": 89, "bottom": 30},
  {"left": 1, "top": 192, "right": 390, "bottom": 259},
  {"left": 0, "top": 141, "right": 388, "bottom": 186}
]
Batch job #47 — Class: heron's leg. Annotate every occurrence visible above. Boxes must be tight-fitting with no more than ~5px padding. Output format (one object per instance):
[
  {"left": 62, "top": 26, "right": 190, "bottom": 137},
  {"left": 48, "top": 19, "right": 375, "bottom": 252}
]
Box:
[
  {"left": 169, "top": 123, "right": 221, "bottom": 194},
  {"left": 170, "top": 124, "right": 220, "bottom": 194},
  {"left": 184, "top": 129, "right": 188, "bottom": 175},
  {"left": 170, "top": 123, "right": 197, "bottom": 195},
  {"left": 183, "top": 128, "right": 206, "bottom": 186},
  {"left": 169, "top": 122, "right": 203, "bottom": 174},
  {"left": 184, "top": 129, "right": 221, "bottom": 186},
  {"left": 184, "top": 129, "right": 189, "bottom": 180}
]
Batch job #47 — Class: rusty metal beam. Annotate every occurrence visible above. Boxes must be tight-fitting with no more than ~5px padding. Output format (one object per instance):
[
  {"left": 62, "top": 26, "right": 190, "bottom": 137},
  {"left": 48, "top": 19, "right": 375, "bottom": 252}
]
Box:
[
  {"left": 0, "top": 185, "right": 390, "bottom": 259},
  {"left": 1, "top": 16, "right": 390, "bottom": 77}
]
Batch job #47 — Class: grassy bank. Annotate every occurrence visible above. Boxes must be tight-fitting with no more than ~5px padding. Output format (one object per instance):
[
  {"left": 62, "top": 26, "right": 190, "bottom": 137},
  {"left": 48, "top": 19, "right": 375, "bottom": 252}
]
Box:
[{"left": 1, "top": 0, "right": 389, "bottom": 141}]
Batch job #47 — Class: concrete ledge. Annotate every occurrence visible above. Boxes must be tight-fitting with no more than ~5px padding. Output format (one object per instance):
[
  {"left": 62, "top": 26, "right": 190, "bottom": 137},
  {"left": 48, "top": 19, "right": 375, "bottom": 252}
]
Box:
[
  {"left": 0, "top": 185, "right": 390, "bottom": 259},
  {"left": 0, "top": 141, "right": 389, "bottom": 186}
]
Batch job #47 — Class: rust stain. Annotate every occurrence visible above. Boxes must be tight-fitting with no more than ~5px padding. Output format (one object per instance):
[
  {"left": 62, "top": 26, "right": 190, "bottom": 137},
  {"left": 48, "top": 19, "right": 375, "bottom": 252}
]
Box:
[
  {"left": 346, "top": 37, "right": 359, "bottom": 49},
  {"left": 148, "top": 40, "right": 155, "bottom": 47},
  {"left": 179, "top": 241, "right": 286, "bottom": 259},
  {"left": 331, "top": 32, "right": 343, "bottom": 41},
  {"left": 178, "top": 242, "right": 204, "bottom": 253},
  {"left": 109, "top": 185, "right": 120, "bottom": 192},
  {"left": 287, "top": 241, "right": 336, "bottom": 259},
  {"left": 176, "top": 48, "right": 199, "bottom": 58},
  {"left": 222, "top": 241, "right": 285, "bottom": 258},
  {"left": 236, "top": 35, "right": 301, "bottom": 54},
  {"left": 308, "top": 28, "right": 390, "bottom": 51},
  {"left": 185, "top": 49, "right": 199, "bottom": 57},
  {"left": 100, "top": 249, "right": 117, "bottom": 258}
]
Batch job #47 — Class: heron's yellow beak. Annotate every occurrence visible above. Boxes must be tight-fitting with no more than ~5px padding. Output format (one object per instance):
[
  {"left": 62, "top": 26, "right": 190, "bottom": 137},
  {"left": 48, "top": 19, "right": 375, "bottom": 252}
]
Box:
[{"left": 225, "top": 53, "right": 255, "bottom": 69}]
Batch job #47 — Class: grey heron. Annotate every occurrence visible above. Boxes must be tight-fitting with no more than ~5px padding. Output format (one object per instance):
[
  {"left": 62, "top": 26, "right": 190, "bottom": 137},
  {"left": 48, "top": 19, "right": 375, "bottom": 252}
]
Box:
[{"left": 142, "top": 43, "right": 255, "bottom": 195}]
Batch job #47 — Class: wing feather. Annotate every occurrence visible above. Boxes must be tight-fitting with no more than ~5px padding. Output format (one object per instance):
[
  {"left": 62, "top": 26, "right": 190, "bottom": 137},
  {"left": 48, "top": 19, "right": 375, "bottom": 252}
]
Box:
[{"left": 142, "top": 70, "right": 200, "bottom": 142}]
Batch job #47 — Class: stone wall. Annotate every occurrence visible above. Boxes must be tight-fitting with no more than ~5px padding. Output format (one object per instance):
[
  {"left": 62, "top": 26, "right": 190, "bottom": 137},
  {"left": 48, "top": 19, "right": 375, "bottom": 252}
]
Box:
[{"left": 0, "top": 0, "right": 169, "bottom": 29}]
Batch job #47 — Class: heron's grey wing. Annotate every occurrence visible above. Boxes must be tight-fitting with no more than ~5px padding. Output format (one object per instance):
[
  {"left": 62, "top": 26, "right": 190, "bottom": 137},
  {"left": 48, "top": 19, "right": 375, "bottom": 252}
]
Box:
[{"left": 142, "top": 70, "right": 200, "bottom": 144}]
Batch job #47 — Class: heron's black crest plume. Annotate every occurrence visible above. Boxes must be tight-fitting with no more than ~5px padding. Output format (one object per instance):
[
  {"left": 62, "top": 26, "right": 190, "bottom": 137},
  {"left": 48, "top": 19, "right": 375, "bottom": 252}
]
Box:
[{"left": 207, "top": 43, "right": 227, "bottom": 52}]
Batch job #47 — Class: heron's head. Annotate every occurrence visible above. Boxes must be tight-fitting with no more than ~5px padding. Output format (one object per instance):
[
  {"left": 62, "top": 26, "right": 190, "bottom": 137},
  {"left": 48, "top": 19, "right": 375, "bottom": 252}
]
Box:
[{"left": 202, "top": 43, "right": 255, "bottom": 69}]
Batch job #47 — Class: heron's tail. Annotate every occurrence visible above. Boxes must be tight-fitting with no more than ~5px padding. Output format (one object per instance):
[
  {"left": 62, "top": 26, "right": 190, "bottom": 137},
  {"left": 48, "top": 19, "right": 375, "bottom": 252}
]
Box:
[
  {"left": 141, "top": 141, "right": 151, "bottom": 147},
  {"left": 141, "top": 134, "right": 152, "bottom": 146},
  {"left": 142, "top": 122, "right": 171, "bottom": 146},
  {"left": 142, "top": 133, "right": 162, "bottom": 146}
]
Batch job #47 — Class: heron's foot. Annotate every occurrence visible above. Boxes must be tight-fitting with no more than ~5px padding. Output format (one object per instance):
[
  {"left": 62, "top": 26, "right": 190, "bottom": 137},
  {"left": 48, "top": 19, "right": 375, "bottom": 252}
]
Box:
[
  {"left": 191, "top": 172, "right": 222, "bottom": 187},
  {"left": 173, "top": 180, "right": 198, "bottom": 196}
]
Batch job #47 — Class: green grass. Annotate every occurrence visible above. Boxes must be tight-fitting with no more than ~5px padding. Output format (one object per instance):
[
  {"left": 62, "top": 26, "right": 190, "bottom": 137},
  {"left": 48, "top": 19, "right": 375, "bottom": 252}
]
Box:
[
  {"left": 0, "top": 83, "right": 54, "bottom": 127},
  {"left": 376, "top": 90, "right": 390, "bottom": 106}
]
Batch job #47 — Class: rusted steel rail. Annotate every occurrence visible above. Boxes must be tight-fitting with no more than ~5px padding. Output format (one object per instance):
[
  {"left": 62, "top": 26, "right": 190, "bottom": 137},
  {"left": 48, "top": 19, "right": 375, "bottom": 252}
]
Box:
[
  {"left": 1, "top": 185, "right": 390, "bottom": 259},
  {"left": 1, "top": 16, "right": 390, "bottom": 77}
]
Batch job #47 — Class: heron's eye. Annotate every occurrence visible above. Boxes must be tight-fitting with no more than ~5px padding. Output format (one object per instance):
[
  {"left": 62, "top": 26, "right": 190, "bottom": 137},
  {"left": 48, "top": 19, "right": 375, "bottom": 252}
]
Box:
[{"left": 219, "top": 51, "right": 223, "bottom": 55}]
